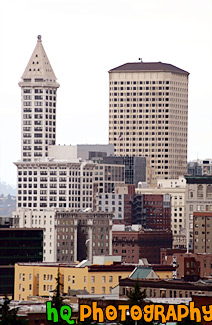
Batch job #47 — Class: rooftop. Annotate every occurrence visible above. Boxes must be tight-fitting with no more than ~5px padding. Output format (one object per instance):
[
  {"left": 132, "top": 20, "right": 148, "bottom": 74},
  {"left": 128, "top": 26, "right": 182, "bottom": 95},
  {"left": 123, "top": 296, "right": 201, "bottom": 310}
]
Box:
[{"left": 109, "top": 62, "right": 189, "bottom": 75}]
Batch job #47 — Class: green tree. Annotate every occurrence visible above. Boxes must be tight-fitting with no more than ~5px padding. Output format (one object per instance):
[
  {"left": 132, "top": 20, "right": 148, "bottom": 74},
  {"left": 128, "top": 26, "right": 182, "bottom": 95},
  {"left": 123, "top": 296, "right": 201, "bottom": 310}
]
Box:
[
  {"left": 0, "top": 295, "right": 27, "bottom": 325},
  {"left": 121, "top": 281, "right": 154, "bottom": 325},
  {"left": 48, "top": 270, "right": 71, "bottom": 325},
  {"left": 51, "top": 270, "right": 64, "bottom": 314}
]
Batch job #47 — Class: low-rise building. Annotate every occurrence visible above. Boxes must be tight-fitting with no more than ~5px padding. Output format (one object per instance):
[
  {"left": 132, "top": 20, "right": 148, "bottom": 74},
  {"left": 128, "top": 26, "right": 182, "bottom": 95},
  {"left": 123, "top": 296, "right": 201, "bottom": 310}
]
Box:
[
  {"left": 14, "top": 261, "right": 135, "bottom": 301},
  {"left": 161, "top": 248, "right": 212, "bottom": 279},
  {"left": 118, "top": 278, "right": 212, "bottom": 299}
]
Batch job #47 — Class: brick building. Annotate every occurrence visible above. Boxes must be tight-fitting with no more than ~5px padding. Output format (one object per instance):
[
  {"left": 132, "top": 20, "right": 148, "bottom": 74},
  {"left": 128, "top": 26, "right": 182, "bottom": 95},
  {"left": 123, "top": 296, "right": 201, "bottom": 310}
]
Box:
[
  {"left": 161, "top": 248, "right": 212, "bottom": 279},
  {"left": 132, "top": 194, "right": 171, "bottom": 230},
  {"left": 112, "top": 225, "right": 172, "bottom": 264}
]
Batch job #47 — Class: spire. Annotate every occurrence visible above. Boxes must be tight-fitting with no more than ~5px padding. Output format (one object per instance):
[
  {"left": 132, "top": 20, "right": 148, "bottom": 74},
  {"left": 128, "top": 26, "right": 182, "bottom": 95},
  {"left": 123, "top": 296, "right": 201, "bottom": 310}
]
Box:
[{"left": 20, "top": 35, "right": 59, "bottom": 86}]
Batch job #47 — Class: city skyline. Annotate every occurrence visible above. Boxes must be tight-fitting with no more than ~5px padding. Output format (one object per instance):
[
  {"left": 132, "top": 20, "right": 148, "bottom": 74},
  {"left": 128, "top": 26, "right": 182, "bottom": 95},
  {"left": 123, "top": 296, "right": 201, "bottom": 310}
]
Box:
[{"left": 0, "top": 0, "right": 212, "bottom": 185}]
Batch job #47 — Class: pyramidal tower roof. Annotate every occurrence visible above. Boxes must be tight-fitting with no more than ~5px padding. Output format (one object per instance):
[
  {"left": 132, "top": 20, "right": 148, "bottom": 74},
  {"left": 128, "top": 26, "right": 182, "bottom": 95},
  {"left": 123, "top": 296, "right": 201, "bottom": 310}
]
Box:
[{"left": 19, "top": 35, "right": 59, "bottom": 87}]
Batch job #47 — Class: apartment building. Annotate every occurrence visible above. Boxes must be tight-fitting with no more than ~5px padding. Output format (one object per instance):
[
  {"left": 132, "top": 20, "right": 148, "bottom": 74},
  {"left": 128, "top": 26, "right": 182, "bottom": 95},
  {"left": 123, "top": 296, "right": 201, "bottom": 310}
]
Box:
[
  {"left": 108, "top": 62, "right": 189, "bottom": 178},
  {"left": 185, "top": 176, "right": 212, "bottom": 250}
]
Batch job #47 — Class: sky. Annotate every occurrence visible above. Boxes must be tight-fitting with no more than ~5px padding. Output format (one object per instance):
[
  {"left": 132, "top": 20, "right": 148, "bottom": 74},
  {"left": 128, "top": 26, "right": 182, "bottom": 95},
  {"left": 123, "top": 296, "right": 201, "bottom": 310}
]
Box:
[{"left": 0, "top": 0, "right": 212, "bottom": 186}]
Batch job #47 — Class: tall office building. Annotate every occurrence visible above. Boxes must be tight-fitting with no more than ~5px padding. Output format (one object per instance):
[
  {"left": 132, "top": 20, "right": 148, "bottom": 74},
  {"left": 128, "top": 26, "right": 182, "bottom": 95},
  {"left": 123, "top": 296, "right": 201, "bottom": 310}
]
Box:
[
  {"left": 19, "top": 35, "right": 60, "bottom": 162},
  {"left": 108, "top": 62, "right": 189, "bottom": 178}
]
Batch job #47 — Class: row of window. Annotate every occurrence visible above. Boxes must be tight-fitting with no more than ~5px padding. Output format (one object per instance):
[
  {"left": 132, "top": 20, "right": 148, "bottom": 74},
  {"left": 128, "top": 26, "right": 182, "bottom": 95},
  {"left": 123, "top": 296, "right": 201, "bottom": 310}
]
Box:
[{"left": 23, "top": 89, "right": 56, "bottom": 94}]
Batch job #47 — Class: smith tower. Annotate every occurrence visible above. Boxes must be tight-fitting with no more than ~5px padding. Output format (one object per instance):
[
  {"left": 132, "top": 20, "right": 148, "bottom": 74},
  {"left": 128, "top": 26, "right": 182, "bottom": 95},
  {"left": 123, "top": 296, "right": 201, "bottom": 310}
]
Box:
[{"left": 19, "top": 35, "right": 60, "bottom": 162}]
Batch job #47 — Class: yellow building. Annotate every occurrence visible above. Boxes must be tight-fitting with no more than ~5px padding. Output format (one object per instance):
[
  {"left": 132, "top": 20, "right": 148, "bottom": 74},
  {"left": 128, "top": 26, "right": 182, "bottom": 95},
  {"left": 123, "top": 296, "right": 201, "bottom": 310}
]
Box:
[{"left": 14, "top": 262, "right": 135, "bottom": 301}]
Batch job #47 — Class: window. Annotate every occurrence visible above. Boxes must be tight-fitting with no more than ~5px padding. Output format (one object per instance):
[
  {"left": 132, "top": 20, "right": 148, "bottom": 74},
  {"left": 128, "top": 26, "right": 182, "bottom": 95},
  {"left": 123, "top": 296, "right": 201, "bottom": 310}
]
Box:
[
  {"left": 197, "top": 185, "right": 203, "bottom": 198},
  {"left": 109, "top": 276, "right": 113, "bottom": 282},
  {"left": 91, "top": 287, "right": 95, "bottom": 293},
  {"left": 84, "top": 276, "right": 87, "bottom": 283},
  {"left": 102, "top": 276, "right": 105, "bottom": 283},
  {"left": 206, "top": 185, "right": 212, "bottom": 198},
  {"left": 91, "top": 276, "right": 95, "bottom": 283}
]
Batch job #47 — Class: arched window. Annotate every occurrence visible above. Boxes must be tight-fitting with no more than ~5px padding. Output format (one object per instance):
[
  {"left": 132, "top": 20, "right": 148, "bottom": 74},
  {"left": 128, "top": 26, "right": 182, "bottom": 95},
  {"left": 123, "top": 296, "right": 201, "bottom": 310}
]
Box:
[
  {"left": 206, "top": 185, "right": 212, "bottom": 198},
  {"left": 197, "top": 185, "right": 203, "bottom": 198}
]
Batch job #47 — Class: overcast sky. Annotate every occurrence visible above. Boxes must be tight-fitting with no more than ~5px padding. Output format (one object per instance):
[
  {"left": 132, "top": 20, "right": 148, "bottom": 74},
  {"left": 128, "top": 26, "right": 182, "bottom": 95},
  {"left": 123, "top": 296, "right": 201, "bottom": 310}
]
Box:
[{"left": 0, "top": 0, "right": 212, "bottom": 186}]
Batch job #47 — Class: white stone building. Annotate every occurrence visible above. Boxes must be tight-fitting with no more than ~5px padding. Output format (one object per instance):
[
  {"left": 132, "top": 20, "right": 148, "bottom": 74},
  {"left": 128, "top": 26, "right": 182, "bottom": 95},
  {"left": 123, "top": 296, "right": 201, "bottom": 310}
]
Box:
[
  {"left": 19, "top": 35, "right": 60, "bottom": 162},
  {"left": 98, "top": 193, "right": 124, "bottom": 220},
  {"left": 15, "top": 160, "right": 95, "bottom": 210}
]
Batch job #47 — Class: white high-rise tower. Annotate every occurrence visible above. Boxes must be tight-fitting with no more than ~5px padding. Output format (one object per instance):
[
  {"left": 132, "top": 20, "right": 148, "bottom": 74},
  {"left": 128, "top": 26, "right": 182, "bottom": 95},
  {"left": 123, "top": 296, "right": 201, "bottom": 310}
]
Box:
[
  {"left": 19, "top": 35, "right": 60, "bottom": 162},
  {"left": 108, "top": 62, "right": 189, "bottom": 179}
]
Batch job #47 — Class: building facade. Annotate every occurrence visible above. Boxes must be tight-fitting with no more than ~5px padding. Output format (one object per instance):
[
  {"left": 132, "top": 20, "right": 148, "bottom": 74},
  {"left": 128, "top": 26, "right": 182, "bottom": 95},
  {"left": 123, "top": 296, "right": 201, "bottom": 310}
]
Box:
[
  {"left": 13, "top": 210, "right": 113, "bottom": 263},
  {"left": 118, "top": 278, "right": 212, "bottom": 299},
  {"left": 14, "top": 262, "right": 134, "bottom": 300},
  {"left": 12, "top": 210, "right": 56, "bottom": 262},
  {"left": 185, "top": 176, "right": 212, "bottom": 250},
  {"left": 161, "top": 249, "right": 212, "bottom": 279},
  {"left": 0, "top": 228, "right": 43, "bottom": 297},
  {"left": 15, "top": 161, "right": 95, "bottom": 210},
  {"left": 56, "top": 211, "right": 113, "bottom": 262},
  {"left": 132, "top": 193, "right": 171, "bottom": 231},
  {"left": 188, "top": 159, "right": 212, "bottom": 176},
  {"left": 112, "top": 225, "right": 172, "bottom": 264},
  {"left": 193, "top": 212, "right": 212, "bottom": 254},
  {"left": 137, "top": 177, "right": 186, "bottom": 248},
  {"left": 108, "top": 62, "right": 189, "bottom": 178}
]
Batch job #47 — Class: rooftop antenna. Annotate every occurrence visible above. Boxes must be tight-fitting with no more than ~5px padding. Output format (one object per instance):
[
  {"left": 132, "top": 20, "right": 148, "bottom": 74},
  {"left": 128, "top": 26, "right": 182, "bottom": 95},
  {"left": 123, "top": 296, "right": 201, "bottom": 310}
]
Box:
[{"left": 138, "top": 58, "right": 143, "bottom": 62}]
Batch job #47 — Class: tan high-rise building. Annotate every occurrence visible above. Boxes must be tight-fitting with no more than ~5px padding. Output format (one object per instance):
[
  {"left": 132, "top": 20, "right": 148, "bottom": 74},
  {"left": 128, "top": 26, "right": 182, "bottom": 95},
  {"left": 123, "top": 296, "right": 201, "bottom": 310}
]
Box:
[
  {"left": 108, "top": 62, "right": 189, "bottom": 178},
  {"left": 19, "top": 35, "right": 60, "bottom": 162}
]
